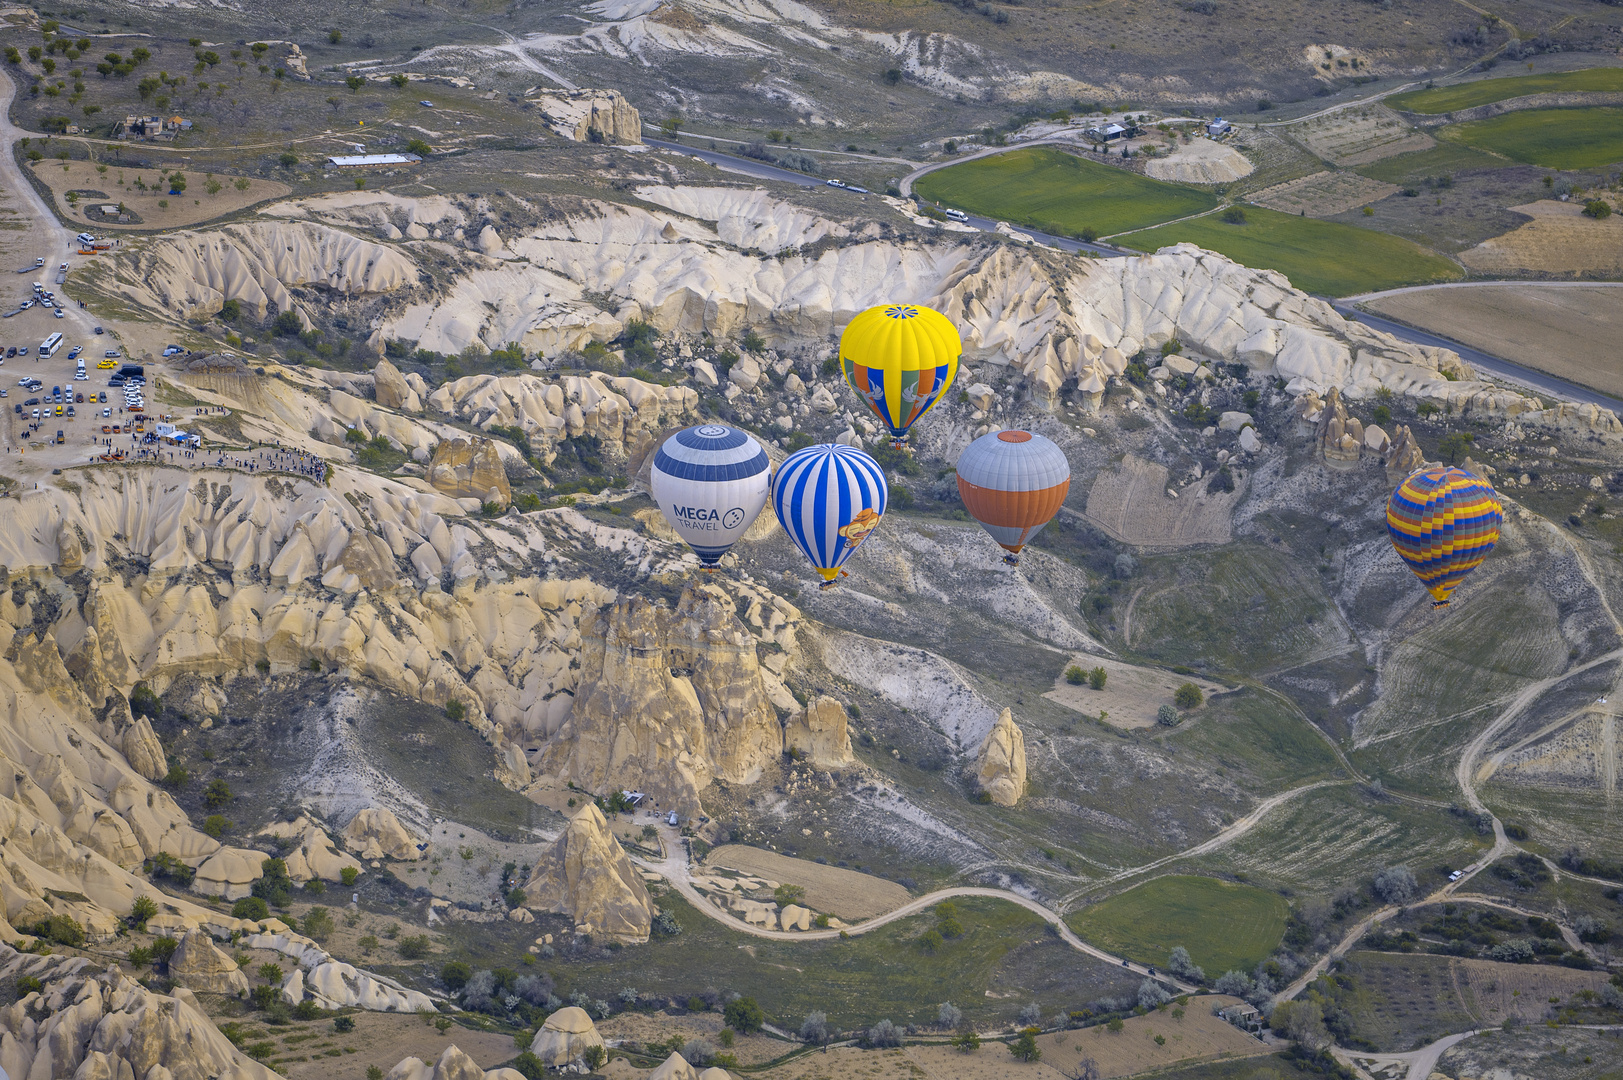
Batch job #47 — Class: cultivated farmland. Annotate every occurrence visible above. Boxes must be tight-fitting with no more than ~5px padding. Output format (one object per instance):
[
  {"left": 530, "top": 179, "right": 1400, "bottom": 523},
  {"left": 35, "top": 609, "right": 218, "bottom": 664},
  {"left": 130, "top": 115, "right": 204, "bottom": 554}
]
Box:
[
  {"left": 1388, "top": 67, "right": 1623, "bottom": 114},
  {"left": 1068, "top": 876, "right": 1288, "bottom": 977},
  {"left": 706, "top": 844, "right": 912, "bottom": 921},
  {"left": 1117, "top": 206, "right": 1462, "bottom": 296},
  {"left": 913, "top": 147, "right": 1219, "bottom": 239},
  {"left": 1438, "top": 107, "right": 1623, "bottom": 170}
]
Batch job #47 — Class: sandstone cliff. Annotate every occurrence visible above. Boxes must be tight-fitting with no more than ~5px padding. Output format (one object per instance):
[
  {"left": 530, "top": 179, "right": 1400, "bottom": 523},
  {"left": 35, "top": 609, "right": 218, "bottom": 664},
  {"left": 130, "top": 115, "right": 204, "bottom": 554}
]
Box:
[
  {"left": 976, "top": 708, "right": 1027, "bottom": 807},
  {"left": 523, "top": 803, "right": 653, "bottom": 942},
  {"left": 537, "top": 585, "right": 786, "bottom": 813},
  {"left": 784, "top": 696, "right": 856, "bottom": 768},
  {"left": 427, "top": 436, "right": 511, "bottom": 509},
  {"left": 169, "top": 929, "right": 251, "bottom": 997},
  {"left": 342, "top": 806, "right": 424, "bottom": 861},
  {"left": 373, "top": 358, "right": 423, "bottom": 413},
  {"left": 530, "top": 88, "right": 642, "bottom": 143}
]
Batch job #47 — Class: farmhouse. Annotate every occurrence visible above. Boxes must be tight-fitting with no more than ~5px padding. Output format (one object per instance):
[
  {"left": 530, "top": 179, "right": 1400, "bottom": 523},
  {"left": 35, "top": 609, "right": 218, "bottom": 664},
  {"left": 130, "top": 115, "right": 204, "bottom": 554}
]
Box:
[
  {"left": 326, "top": 153, "right": 423, "bottom": 168},
  {"left": 1218, "top": 1002, "right": 1264, "bottom": 1035},
  {"left": 1208, "top": 117, "right": 1232, "bottom": 136}
]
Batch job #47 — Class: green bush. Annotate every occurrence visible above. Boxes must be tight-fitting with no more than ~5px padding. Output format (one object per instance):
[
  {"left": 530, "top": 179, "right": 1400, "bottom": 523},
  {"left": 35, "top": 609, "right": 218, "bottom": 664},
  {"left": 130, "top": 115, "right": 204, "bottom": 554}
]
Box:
[
  {"left": 1008, "top": 1027, "right": 1041, "bottom": 1062},
  {"left": 582, "top": 1045, "right": 607, "bottom": 1070},
  {"left": 130, "top": 683, "right": 161, "bottom": 719},
  {"left": 1089, "top": 666, "right": 1108, "bottom": 691},
  {"left": 163, "top": 764, "right": 189, "bottom": 789},
  {"left": 126, "top": 946, "right": 153, "bottom": 967},
  {"left": 334, "top": 1015, "right": 355, "bottom": 1033},
  {"left": 1157, "top": 704, "right": 1180, "bottom": 727},
  {"left": 510, "top": 1052, "right": 546, "bottom": 1080},
  {"left": 202, "top": 814, "right": 229, "bottom": 839},
  {"left": 1064, "top": 665, "right": 1086, "bottom": 685},
  {"left": 952, "top": 1030, "right": 981, "bottom": 1051},
  {"left": 146, "top": 851, "right": 196, "bottom": 888},
  {"left": 31, "top": 915, "right": 83, "bottom": 947},
  {"left": 252, "top": 858, "right": 294, "bottom": 908},
  {"left": 1174, "top": 683, "right": 1203, "bottom": 709},
  {"left": 302, "top": 907, "right": 334, "bottom": 942},
  {"left": 1220, "top": 206, "right": 1248, "bottom": 225},
  {"left": 152, "top": 935, "right": 179, "bottom": 964},
  {"left": 445, "top": 700, "right": 466, "bottom": 722},
  {"left": 232, "top": 896, "right": 269, "bottom": 920},
  {"left": 1583, "top": 199, "right": 1613, "bottom": 219},
  {"left": 724, "top": 996, "right": 765, "bottom": 1034},
  {"left": 202, "top": 779, "right": 233, "bottom": 810},
  {"left": 397, "top": 934, "right": 431, "bottom": 959},
  {"left": 340, "top": 867, "right": 359, "bottom": 887}
]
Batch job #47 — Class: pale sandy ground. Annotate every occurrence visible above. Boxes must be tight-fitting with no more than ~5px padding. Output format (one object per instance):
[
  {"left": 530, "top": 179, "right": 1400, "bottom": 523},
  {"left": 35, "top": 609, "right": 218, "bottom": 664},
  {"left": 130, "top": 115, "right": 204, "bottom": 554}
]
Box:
[
  {"left": 1143, "top": 137, "right": 1253, "bottom": 184},
  {"left": 1363, "top": 283, "right": 1623, "bottom": 398},
  {"left": 1044, "top": 656, "right": 1227, "bottom": 729},
  {"left": 1458, "top": 199, "right": 1623, "bottom": 276},
  {"left": 1253, "top": 170, "right": 1401, "bottom": 217},
  {"left": 597, "top": 1009, "right": 788, "bottom": 1065},
  {"left": 705, "top": 845, "right": 910, "bottom": 921},
  {"left": 275, "top": 1015, "right": 519, "bottom": 1080},
  {"left": 1457, "top": 956, "right": 1614, "bottom": 1024},
  {"left": 27, "top": 160, "right": 288, "bottom": 231}
]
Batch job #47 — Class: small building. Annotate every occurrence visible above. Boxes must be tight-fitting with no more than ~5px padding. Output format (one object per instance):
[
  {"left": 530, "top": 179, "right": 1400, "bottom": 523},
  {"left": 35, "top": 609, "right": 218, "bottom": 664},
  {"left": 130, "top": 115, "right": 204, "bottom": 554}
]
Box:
[
  {"left": 1218, "top": 1003, "right": 1264, "bottom": 1035},
  {"left": 326, "top": 153, "right": 422, "bottom": 168},
  {"left": 1207, "top": 117, "right": 1232, "bottom": 136},
  {"left": 620, "top": 791, "right": 647, "bottom": 808}
]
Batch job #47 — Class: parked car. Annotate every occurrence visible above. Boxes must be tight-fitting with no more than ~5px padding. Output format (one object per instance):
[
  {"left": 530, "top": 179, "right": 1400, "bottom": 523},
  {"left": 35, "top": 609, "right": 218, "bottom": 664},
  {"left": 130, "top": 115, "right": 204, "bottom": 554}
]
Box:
[{"left": 93, "top": 326, "right": 103, "bottom": 335}]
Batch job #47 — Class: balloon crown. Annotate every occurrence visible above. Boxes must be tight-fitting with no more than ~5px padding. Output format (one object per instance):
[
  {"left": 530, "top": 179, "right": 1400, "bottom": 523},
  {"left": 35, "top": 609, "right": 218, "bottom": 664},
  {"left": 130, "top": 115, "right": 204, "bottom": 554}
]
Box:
[{"left": 881, "top": 305, "right": 920, "bottom": 319}]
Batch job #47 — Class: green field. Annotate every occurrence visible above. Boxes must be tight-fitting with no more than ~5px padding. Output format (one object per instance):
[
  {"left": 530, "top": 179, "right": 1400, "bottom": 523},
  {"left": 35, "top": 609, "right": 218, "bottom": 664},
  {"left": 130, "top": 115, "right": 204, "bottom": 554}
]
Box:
[
  {"left": 913, "top": 146, "right": 1220, "bottom": 238},
  {"left": 1438, "top": 106, "right": 1623, "bottom": 170},
  {"left": 1354, "top": 141, "right": 1509, "bottom": 184},
  {"left": 1387, "top": 67, "right": 1623, "bottom": 114},
  {"left": 1117, "top": 206, "right": 1462, "bottom": 296},
  {"left": 1068, "top": 875, "right": 1289, "bottom": 976}
]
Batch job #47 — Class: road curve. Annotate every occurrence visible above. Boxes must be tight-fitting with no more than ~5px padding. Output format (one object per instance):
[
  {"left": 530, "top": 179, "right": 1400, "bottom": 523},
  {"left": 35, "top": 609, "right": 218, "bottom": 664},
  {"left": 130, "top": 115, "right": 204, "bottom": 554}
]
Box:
[{"left": 634, "top": 826, "right": 1196, "bottom": 992}]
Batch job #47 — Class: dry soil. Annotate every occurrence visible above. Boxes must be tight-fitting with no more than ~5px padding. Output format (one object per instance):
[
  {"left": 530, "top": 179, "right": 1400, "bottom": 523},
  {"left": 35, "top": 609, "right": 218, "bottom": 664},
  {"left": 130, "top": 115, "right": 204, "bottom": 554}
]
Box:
[
  {"left": 27, "top": 160, "right": 288, "bottom": 231},
  {"left": 1044, "top": 656, "right": 1226, "bottom": 729},
  {"left": 1457, "top": 199, "right": 1623, "bottom": 276},
  {"left": 704, "top": 845, "right": 911, "bottom": 921}
]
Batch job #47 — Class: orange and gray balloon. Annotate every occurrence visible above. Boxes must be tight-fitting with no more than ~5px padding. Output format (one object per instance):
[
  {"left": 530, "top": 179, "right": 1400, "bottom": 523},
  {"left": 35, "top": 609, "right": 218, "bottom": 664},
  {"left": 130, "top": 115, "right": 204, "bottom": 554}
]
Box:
[{"left": 956, "top": 429, "right": 1071, "bottom": 565}]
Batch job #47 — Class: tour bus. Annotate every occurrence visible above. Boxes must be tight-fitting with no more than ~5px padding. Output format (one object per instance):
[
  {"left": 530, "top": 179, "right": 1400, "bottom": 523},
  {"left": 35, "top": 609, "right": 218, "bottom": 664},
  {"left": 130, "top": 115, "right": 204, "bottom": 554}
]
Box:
[{"left": 39, "top": 332, "right": 63, "bottom": 358}]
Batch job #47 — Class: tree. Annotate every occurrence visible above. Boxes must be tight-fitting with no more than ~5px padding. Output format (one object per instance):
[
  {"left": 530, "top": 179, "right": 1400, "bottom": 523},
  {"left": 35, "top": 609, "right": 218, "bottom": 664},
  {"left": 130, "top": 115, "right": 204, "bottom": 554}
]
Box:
[
  {"left": 1174, "top": 683, "right": 1203, "bottom": 710},
  {"left": 867, "top": 1019, "right": 901, "bottom": 1047},
  {"left": 303, "top": 907, "right": 334, "bottom": 942},
  {"left": 1065, "top": 665, "right": 1085, "bottom": 685},
  {"left": 1583, "top": 200, "right": 1613, "bottom": 220},
  {"left": 163, "top": 764, "right": 189, "bottom": 789},
  {"left": 1088, "top": 666, "right": 1107, "bottom": 691},
  {"left": 405, "top": 138, "right": 431, "bottom": 156},
  {"left": 278, "top": 151, "right": 298, "bottom": 167},
  {"left": 326, "top": 95, "right": 340, "bottom": 112},
  {"left": 397, "top": 934, "right": 431, "bottom": 959},
  {"left": 1167, "top": 946, "right": 1205, "bottom": 982},
  {"left": 1438, "top": 431, "right": 1475, "bottom": 463},
  {"left": 799, "top": 1010, "right": 828, "bottom": 1044},
  {"left": 390, "top": 73, "right": 409, "bottom": 88},
  {"left": 1008, "top": 1028, "right": 1041, "bottom": 1062},
  {"left": 951, "top": 1030, "right": 982, "bottom": 1052},
  {"left": 346, "top": 75, "right": 364, "bottom": 91},
  {"left": 1157, "top": 704, "right": 1180, "bottom": 727},
  {"left": 235, "top": 177, "right": 250, "bottom": 191},
  {"left": 202, "top": 779, "right": 232, "bottom": 810},
  {"left": 582, "top": 1045, "right": 607, "bottom": 1070},
  {"left": 1018, "top": 1002, "right": 1041, "bottom": 1026},
  {"left": 1061, "top": 1057, "right": 1100, "bottom": 1080},
  {"left": 1372, "top": 864, "right": 1418, "bottom": 905},
  {"left": 883, "top": 68, "right": 902, "bottom": 84},
  {"left": 203, "top": 814, "right": 229, "bottom": 838},
  {"left": 257, "top": 962, "right": 284, "bottom": 983},
  {"left": 724, "top": 996, "right": 764, "bottom": 1034},
  {"left": 1138, "top": 979, "right": 1171, "bottom": 1009},
  {"left": 253, "top": 858, "right": 294, "bottom": 908},
  {"left": 233, "top": 895, "right": 269, "bottom": 920},
  {"left": 130, "top": 682, "right": 161, "bottom": 719},
  {"left": 1270, "top": 1000, "right": 1330, "bottom": 1053},
  {"left": 1221, "top": 206, "right": 1247, "bottom": 225},
  {"left": 340, "top": 866, "right": 359, "bottom": 886},
  {"left": 329, "top": 28, "right": 344, "bottom": 44},
  {"left": 659, "top": 116, "right": 684, "bottom": 139},
  {"left": 937, "top": 1002, "right": 962, "bottom": 1030},
  {"left": 130, "top": 895, "right": 158, "bottom": 930},
  {"left": 169, "top": 172, "right": 186, "bottom": 194},
  {"left": 774, "top": 883, "right": 806, "bottom": 906}
]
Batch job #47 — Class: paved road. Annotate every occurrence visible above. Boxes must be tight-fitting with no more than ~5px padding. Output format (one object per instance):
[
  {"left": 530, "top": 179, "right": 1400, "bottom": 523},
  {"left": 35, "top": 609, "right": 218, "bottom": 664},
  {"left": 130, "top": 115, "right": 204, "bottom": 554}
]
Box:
[
  {"left": 635, "top": 822, "right": 1197, "bottom": 993},
  {"left": 1335, "top": 304, "right": 1623, "bottom": 412}
]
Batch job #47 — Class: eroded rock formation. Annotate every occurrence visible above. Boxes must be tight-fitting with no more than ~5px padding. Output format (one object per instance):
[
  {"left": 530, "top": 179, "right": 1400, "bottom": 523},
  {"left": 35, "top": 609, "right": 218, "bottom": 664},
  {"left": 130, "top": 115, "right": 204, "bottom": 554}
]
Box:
[
  {"left": 426, "top": 436, "right": 512, "bottom": 508},
  {"left": 783, "top": 696, "right": 856, "bottom": 768},
  {"left": 385, "top": 1044, "right": 526, "bottom": 1080},
  {"left": 168, "top": 929, "right": 251, "bottom": 997},
  {"left": 529, "top": 1005, "right": 605, "bottom": 1068},
  {"left": 522, "top": 803, "right": 653, "bottom": 942},
  {"left": 975, "top": 708, "right": 1027, "bottom": 807},
  {"left": 530, "top": 88, "right": 642, "bottom": 143},
  {"left": 341, "top": 807, "right": 423, "bottom": 861}
]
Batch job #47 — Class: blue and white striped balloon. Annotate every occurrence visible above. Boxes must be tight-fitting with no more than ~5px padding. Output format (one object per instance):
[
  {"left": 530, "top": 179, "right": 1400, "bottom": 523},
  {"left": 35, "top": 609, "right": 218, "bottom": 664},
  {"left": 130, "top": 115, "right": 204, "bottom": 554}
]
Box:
[
  {"left": 771, "top": 443, "right": 888, "bottom": 586},
  {"left": 650, "top": 424, "right": 771, "bottom": 566}
]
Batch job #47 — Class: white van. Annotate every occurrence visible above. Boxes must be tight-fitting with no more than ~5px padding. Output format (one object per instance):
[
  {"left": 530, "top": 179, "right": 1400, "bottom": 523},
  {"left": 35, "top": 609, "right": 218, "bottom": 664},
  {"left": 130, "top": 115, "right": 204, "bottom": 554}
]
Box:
[{"left": 943, "top": 207, "right": 969, "bottom": 222}]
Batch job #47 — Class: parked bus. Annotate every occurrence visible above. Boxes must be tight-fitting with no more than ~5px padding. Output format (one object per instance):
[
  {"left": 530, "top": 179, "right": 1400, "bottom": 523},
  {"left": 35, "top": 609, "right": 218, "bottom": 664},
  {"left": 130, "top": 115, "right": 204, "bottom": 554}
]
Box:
[{"left": 39, "top": 332, "right": 63, "bottom": 358}]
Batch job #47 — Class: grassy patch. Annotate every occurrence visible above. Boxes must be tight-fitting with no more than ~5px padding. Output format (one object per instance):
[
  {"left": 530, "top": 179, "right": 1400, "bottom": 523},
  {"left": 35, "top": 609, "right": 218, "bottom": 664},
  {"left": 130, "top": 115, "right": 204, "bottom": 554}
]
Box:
[
  {"left": 457, "top": 893, "right": 1138, "bottom": 1030},
  {"left": 1167, "top": 691, "right": 1340, "bottom": 794},
  {"left": 1353, "top": 141, "right": 1511, "bottom": 184},
  {"left": 1068, "top": 875, "right": 1288, "bottom": 976},
  {"left": 1438, "top": 107, "right": 1623, "bottom": 170},
  {"left": 1387, "top": 68, "right": 1623, "bottom": 114},
  {"left": 1117, "top": 206, "right": 1462, "bottom": 297},
  {"left": 1316, "top": 950, "right": 1478, "bottom": 1052},
  {"left": 913, "top": 146, "right": 1219, "bottom": 238}
]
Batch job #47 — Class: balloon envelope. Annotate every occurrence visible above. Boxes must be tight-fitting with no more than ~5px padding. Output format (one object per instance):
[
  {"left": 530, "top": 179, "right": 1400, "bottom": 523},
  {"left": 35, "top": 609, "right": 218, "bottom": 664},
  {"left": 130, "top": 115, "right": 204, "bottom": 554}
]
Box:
[
  {"left": 650, "top": 424, "right": 770, "bottom": 566},
  {"left": 1386, "top": 465, "right": 1503, "bottom": 606},
  {"left": 772, "top": 443, "right": 888, "bottom": 583},
  {"left": 839, "top": 303, "right": 961, "bottom": 445},
  {"left": 956, "top": 429, "right": 1071, "bottom": 562}
]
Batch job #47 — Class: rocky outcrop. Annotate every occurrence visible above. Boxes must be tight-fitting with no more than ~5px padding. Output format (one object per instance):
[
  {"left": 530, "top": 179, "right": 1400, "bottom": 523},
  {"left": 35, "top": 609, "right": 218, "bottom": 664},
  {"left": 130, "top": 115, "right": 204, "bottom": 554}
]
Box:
[
  {"left": 523, "top": 803, "right": 653, "bottom": 942},
  {"left": 530, "top": 88, "right": 642, "bottom": 143},
  {"left": 783, "top": 696, "right": 856, "bottom": 768},
  {"left": 373, "top": 358, "right": 422, "bottom": 413},
  {"left": 1385, "top": 423, "right": 1427, "bottom": 481},
  {"left": 0, "top": 947, "right": 279, "bottom": 1080},
  {"left": 529, "top": 1005, "right": 605, "bottom": 1067},
  {"left": 649, "top": 1052, "right": 700, "bottom": 1080},
  {"left": 975, "top": 708, "right": 1027, "bottom": 807},
  {"left": 120, "top": 714, "right": 169, "bottom": 782},
  {"left": 385, "top": 1044, "right": 527, "bottom": 1080},
  {"left": 427, "top": 437, "right": 511, "bottom": 509},
  {"left": 341, "top": 806, "right": 423, "bottom": 861},
  {"left": 537, "top": 586, "right": 786, "bottom": 813},
  {"left": 257, "top": 815, "right": 365, "bottom": 882},
  {"left": 1298, "top": 387, "right": 1365, "bottom": 469},
  {"left": 168, "top": 929, "right": 251, "bottom": 997},
  {"left": 300, "top": 960, "right": 438, "bottom": 1012},
  {"left": 193, "top": 847, "right": 268, "bottom": 900}
]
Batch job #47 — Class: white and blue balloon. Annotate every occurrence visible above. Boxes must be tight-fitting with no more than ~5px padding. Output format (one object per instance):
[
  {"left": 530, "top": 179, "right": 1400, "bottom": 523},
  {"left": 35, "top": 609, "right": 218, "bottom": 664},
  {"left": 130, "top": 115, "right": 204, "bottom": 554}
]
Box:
[{"left": 649, "top": 424, "right": 772, "bottom": 567}]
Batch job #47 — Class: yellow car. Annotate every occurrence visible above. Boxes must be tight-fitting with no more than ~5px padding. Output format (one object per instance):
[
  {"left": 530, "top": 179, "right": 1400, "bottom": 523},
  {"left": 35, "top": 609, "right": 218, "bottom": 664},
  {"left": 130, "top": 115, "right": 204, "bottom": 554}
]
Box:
[
  {"left": 97, "top": 359, "right": 116, "bottom": 369},
  {"left": 54, "top": 404, "right": 63, "bottom": 416}
]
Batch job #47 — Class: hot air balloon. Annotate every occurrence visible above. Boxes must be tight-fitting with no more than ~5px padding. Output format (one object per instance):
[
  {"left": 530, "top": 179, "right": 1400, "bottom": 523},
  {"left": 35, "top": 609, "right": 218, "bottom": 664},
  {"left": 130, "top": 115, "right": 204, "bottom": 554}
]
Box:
[
  {"left": 956, "top": 429, "right": 1072, "bottom": 565},
  {"left": 772, "top": 443, "right": 888, "bottom": 587},
  {"left": 1386, "top": 465, "right": 1503, "bottom": 607},
  {"left": 839, "top": 303, "right": 961, "bottom": 449},
  {"left": 650, "top": 424, "right": 771, "bottom": 568}
]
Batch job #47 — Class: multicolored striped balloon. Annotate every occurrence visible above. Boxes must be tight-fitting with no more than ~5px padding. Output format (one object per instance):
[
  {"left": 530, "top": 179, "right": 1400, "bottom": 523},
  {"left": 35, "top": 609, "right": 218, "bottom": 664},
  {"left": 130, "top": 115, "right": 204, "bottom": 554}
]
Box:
[
  {"left": 1386, "top": 465, "right": 1503, "bottom": 607},
  {"left": 772, "top": 443, "right": 888, "bottom": 587},
  {"left": 956, "top": 429, "right": 1071, "bottom": 565},
  {"left": 839, "top": 303, "right": 960, "bottom": 448}
]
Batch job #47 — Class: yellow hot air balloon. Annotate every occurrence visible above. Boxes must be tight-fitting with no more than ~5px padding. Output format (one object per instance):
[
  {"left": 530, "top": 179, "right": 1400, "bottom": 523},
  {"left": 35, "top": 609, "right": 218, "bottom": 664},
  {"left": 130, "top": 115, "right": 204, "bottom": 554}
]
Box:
[{"left": 839, "top": 304, "right": 961, "bottom": 448}]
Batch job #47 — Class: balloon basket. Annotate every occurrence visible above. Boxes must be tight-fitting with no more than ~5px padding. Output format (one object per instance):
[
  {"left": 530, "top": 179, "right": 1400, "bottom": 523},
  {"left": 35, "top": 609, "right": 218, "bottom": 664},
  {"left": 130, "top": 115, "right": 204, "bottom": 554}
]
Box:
[
  {"left": 818, "top": 579, "right": 840, "bottom": 591},
  {"left": 889, "top": 439, "right": 911, "bottom": 452},
  {"left": 1431, "top": 600, "right": 1450, "bottom": 609},
  {"left": 1002, "top": 554, "right": 1021, "bottom": 567}
]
